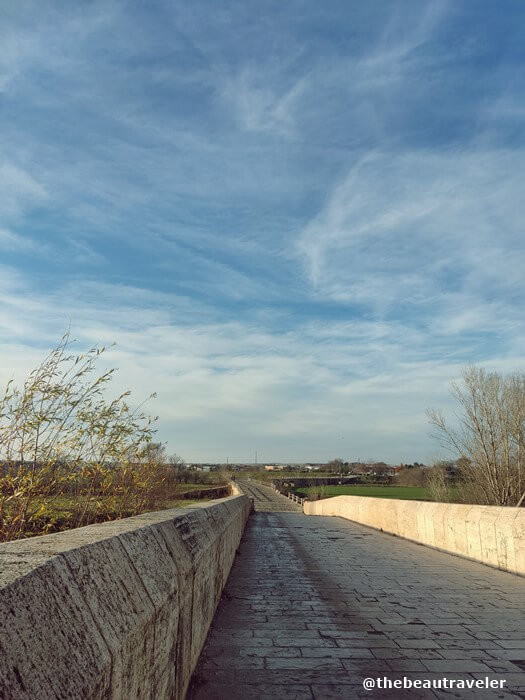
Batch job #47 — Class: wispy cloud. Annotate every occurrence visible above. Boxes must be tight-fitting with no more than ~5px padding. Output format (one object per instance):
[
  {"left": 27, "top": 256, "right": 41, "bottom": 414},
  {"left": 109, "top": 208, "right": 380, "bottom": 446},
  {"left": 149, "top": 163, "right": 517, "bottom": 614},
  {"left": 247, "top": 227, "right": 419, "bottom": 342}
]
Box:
[
  {"left": 0, "top": 1, "right": 524, "bottom": 462},
  {"left": 297, "top": 148, "right": 524, "bottom": 323},
  {"left": 0, "top": 162, "right": 47, "bottom": 218},
  {"left": 219, "top": 66, "right": 309, "bottom": 136},
  {"left": 0, "top": 227, "right": 32, "bottom": 250},
  {"left": 1, "top": 266, "right": 523, "bottom": 463}
]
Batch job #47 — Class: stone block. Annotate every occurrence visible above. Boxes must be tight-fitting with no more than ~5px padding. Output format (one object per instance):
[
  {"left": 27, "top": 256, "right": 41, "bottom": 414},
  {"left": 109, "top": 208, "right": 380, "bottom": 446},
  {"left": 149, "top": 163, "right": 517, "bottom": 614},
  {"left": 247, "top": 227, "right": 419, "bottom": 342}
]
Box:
[
  {"left": 304, "top": 494, "right": 524, "bottom": 576},
  {"left": 0, "top": 494, "right": 251, "bottom": 700}
]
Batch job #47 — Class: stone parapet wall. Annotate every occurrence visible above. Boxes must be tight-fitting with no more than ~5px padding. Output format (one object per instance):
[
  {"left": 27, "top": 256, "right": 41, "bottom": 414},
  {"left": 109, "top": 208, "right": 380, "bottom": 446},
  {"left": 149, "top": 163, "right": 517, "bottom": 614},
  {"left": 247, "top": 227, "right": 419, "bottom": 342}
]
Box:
[
  {"left": 0, "top": 494, "right": 251, "bottom": 700},
  {"left": 304, "top": 496, "right": 524, "bottom": 576}
]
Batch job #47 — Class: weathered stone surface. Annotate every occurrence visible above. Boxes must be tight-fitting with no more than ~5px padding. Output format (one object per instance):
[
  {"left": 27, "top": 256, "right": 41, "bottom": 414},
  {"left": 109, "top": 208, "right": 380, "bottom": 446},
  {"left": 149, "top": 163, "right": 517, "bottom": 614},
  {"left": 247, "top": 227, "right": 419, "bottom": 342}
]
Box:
[
  {"left": 189, "top": 485, "right": 525, "bottom": 699},
  {"left": 0, "top": 494, "right": 251, "bottom": 700},
  {"left": 304, "top": 495, "right": 525, "bottom": 575},
  {"left": 237, "top": 480, "right": 302, "bottom": 512}
]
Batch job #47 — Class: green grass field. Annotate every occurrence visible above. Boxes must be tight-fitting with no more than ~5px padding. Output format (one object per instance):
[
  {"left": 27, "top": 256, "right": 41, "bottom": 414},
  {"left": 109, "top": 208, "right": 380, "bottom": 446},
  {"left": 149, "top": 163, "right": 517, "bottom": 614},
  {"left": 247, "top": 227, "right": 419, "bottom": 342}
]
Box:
[
  {"left": 174, "top": 483, "right": 216, "bottom": 492},
  {"left": 297, "top": 485, "right": 434, "bottom": 501},
  {"left": 26, "top": 485, "right": 226, "bottom": 535}
]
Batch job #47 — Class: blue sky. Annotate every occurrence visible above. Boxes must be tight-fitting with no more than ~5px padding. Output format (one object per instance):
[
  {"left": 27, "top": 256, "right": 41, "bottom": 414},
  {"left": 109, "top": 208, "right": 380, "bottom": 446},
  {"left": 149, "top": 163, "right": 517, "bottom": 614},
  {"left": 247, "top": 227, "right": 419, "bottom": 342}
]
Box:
[{"left": 1, "top": 0, "right": 524, "bottom": 463}]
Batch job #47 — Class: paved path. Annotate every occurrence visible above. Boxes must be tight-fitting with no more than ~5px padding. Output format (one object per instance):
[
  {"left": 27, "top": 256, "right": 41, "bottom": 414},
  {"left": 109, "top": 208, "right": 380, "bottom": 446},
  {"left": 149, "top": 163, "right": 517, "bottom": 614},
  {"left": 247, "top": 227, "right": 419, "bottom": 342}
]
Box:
[
  {"left": 188, "top": 482, "right": 525, "bottom": 699},
  {"left": 236, "top": 479, "right": 302, "bottom": 512}
]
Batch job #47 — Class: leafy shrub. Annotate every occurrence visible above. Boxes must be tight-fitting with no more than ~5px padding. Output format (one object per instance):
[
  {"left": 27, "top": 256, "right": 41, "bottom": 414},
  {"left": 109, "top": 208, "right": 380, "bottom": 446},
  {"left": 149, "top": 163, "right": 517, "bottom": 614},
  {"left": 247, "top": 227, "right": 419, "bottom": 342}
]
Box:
[{"left": 0, "top": 332, "right": 160, "bottom": 541}]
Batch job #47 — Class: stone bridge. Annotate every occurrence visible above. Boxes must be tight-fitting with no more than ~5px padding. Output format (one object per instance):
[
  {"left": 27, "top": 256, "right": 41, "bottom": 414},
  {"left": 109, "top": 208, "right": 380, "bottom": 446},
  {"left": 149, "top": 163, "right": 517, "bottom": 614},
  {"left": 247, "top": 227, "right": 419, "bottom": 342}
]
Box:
[
  {"left": 190, "top": 481, "right": 525, "bottom": 699},
  {"left": 1, "top": 480, "right": 524, "bottom": 699}
]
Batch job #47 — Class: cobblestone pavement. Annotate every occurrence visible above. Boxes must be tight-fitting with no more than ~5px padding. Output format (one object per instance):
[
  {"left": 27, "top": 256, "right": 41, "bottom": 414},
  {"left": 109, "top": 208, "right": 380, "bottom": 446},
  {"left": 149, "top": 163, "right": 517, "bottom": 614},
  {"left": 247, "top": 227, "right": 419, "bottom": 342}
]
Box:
[
  {"left": 236, "top": 479, "right": 302, "bottom": 512},
  {"left": 188, "top": 483, "right": 525, "bottom": 699}
]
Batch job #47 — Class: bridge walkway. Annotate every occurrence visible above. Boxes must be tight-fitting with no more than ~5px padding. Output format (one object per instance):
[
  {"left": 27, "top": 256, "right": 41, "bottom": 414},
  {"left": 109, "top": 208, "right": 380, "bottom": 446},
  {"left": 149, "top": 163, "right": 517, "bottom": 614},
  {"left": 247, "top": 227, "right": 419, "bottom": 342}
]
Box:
[{"left": 188, "top": 481, "right": 525, "bottom": 699}]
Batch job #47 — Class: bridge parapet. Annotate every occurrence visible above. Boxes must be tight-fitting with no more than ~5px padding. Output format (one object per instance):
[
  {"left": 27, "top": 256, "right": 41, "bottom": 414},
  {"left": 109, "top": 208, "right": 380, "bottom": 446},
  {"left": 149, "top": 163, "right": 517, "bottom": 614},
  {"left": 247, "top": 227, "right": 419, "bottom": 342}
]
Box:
[
  {"left": 304, "top": 496, "right": 525, "bottom": 576},
  {"left": 0, "top": 493, "right": 251, "bottom": 700}
]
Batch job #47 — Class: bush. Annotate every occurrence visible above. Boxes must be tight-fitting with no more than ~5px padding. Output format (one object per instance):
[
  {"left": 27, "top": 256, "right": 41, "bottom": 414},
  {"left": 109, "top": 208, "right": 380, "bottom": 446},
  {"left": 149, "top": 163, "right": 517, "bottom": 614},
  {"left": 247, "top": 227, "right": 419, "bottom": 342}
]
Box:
[
  {"left": 0, "top": 332, "right": 160, "bottom": 541},
  {"left": 396, "top": 467, "right": 427, "bottom": 487},
  {"left": 307, "top": 485, "right": 330, "bottom": 501},
  {"left": 426, "top": 463, "right": 452, "bottom": 503}
]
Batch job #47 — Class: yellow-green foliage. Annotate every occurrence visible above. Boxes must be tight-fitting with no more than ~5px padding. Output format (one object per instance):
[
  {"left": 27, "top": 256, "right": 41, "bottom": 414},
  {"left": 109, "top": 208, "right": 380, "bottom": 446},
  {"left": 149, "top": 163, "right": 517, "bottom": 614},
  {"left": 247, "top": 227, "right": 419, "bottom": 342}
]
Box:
[{"left": 0, "top": 331, "right": 173, "bottom": 541}]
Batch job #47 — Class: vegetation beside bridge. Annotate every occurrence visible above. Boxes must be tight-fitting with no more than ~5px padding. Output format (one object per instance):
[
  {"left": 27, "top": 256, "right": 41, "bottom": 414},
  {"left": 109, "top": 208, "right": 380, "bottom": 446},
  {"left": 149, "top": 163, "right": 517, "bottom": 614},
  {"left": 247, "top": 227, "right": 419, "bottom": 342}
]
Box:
[{"left": 0, "top": 332, "right": 227, "bottom": 542}]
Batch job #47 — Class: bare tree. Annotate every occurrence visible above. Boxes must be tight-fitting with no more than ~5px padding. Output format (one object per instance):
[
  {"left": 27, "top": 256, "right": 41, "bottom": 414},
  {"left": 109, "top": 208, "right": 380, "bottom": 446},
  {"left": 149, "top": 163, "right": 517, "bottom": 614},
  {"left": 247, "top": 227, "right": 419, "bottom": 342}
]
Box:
[
  {"left": 325, "top": 458, "right": 344, "bottom": 474},
  {"left": 427, "top": 366, "right": 525, "bottom": 506},
  {"left": 168, "top": 453, "right": 186, "bottom": 471}
]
